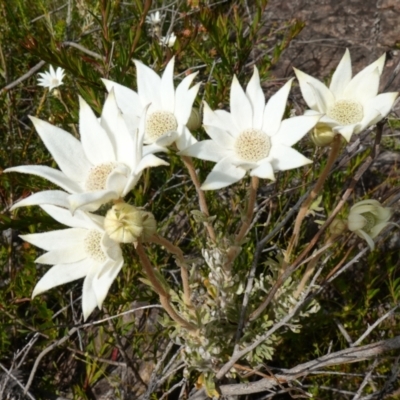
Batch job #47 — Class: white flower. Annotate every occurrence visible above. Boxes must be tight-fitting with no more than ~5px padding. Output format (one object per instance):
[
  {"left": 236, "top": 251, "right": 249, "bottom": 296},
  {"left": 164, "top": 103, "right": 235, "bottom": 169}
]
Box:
[
  {"left": 347, "top": 199, "right": 392, "bottom": 250},
  {"left": 146, "top": 11, "right": 161, "bottom": 25},
  {"left": 37, "top": 65, "right": 65, "bottom": 91},
  {"left": 179, "top": 67, "right": 319, "bottom": 190},
  {"left": 294, "top": 49, "right": 398, "bottom": 142},
  {"left": 23, "top": 204, "right": 123, "bottom": 321},
  {"left": 6, "top": 90, "right": 167, "bottom": 212},
  {"left": 160, "top": 32, "right": 177, "bottom": 48},
  {"left": 102, "top": 57, "right": 200, "bottom": 151}
]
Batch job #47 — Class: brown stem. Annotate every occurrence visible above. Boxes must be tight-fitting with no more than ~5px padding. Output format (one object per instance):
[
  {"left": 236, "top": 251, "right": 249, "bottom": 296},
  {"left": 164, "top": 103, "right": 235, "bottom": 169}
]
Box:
[
  {"left": 150, "top": 234, "right": 193, "bottom": 307},
  {"left": 249, "top": 122, "right": 384, "bottom": 321},
  {"left": 181, "top": 155, "right": 216, "bottom": 242},
  {"left": 224, "top": 176, "right": 259, "bottom": 270},
  {"left": 136, "top": 242, "right": 197, "bottom": 331},
  {"left": 285, "top": 134, "right": 342, "bottom": 262}
]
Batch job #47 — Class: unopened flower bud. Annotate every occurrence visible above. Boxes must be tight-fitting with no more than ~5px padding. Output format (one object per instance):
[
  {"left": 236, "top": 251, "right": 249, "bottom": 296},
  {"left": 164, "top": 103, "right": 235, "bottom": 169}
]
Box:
[
  {"left": 186, "top": 108, "right": 202, "bottom": 131},
  {"left": 104, "top": 203, "right": 143, "bottom": 243},
  {"left": 329, "top": 218, "right": 346, "bottom": 237},
  {"left": 139, "top": 210, "right": 157, "bottom": 241},
  {"left": 310, "top": 123, "right": 335, "bottom": 147},
  {"left": 347, "top": 199, "right": 391, "bottom": 250}
]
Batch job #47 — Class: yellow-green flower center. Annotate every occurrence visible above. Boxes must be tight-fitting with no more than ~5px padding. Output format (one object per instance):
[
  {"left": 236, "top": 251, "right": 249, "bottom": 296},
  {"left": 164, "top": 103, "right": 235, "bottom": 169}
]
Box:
[
  {"left": 327, "top": 100, "right": 363, "bottom": 125},
  {"left": 85, "top": 162, "right": 116, "bottom": 191},
  {"left": 361, "top": 212, "right": 376, "bottom": 233},
  {"left": 146, "top": 111, "right": 178, "bottom": 142},
  {"left": 84, "top": 230, "right": 106, "bottom": 262},
  {"left": 234, "top": 129, "right": 271, "bottom": 162}
]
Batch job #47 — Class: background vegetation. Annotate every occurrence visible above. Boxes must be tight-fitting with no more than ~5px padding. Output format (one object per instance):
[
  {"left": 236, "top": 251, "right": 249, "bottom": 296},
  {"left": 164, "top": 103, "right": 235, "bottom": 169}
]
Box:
[{"left": 0, "top": 0, "right": 399, "bottom": 399}]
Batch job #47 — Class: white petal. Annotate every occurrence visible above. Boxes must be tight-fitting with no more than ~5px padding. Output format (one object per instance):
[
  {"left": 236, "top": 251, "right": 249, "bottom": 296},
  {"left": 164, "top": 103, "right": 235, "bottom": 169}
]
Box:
[
  {"left": 10, "top": 190, "right": 70, "bottom": 210},
  {"left": 201, "top": 156, "right": 246, "bottom": 190},
  {"left": 179, "top": 140, "right": 229, "bottom": 162},
  {"left": 230, "top": 75, "right": 253, "bottom": 130},
  {"left": 21, "top": 228, "right": 88, "bottom": 251},
  {"left": 135, "top": 153, "right": 169, "bottom": 174},
  {"left": 363, "top": 92, "right": 399, "bottom": 121},
  {"left": 269, "top": 144, "right": 312, "bottom": 171},
  {"left": 32, "top": 258, "right": 92, "bottom": 298},
  {"left": 36, "top": 245, "right": 86, "bottom": 264},
  {"left": 350, "top": 53, "right": 386, "bottom": 83},
  {"left": 134, "top": 60, "right": 162, "bottom": 109},
  {"left": 348, "top": 213, "right": 367, "bottom": 231},
  {"left": 160, "top": 57, "right": 175, "bottom": 113},
  {"left": 175, "top": 126, "right": 197, "bottom": 151},
  {"left": 101, "top": 78, "right": 142, "bottom": 117},
  {"left": 5, "top": 165, "right": 83, "bottom": 193},
  {"left": 29, "top": 116, "right": 91, "bottom": 181},
  {"left": 333, "top": 124, "right": 356, "bottom": 142},
  {"left": 356, "top": 229, "right": 375, "bottom": 250},
  {"left": 79, "top": 96, "right": 115, "bottom": 164},
  {"left": 308, "top": 81, "right": 334, "bottom": 114},
  {"left": 82, "top": 263, "right": 101, "bottom": 320},
  {"left": 203, "top": 103, "right": 237, "bottom": 137},
  {"left": 68, "top": 190, "right": 119, "bottom": 213},
  {"left": 262, "top": 78, "right": 293, "bottom": 135},
  {"left": 369, "top": 222, "right": 389, "bottom": 239},
  {"left": 203, "top": 125, "right": 236, "bottom": 148},
  {"left": 41, "top": 204, "right": 102, "bottom": 230},
  {"left": 250, "top": 160, "right": 275, "bottom": 180},
  {"left": 175, "top": 73, "right": 199, "bottom": 124},
  {"left": 102, "top": 100, "right": 134, "bottom": 168},
  {"left": 329, "top": 49, "right": 352, "bottom": 98},
  {"left": 93, "top": 258, "right": 124, "bottom": 308},
  {"left": 344, "top": 68, "right": 380, "bottom": 103},
  {"left": 294, "top": 68, "right": 334, "bottom": 112},
  {"left": 246, "top": 66, "right": 265, "bottom": 130},
  {"left": 273, "top": 115, "right": 320, "bottom": 147}
]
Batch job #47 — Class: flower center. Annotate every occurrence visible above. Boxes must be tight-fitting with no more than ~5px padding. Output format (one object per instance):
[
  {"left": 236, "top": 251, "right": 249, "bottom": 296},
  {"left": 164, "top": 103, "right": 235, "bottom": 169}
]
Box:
[
  {"left": 85, "top": 162, "right": 116, "bottom": 191},
  {"left": 234, "top": 129, "right": 271, "bottom": 162},
  {"left": 361, "top": 212, "right": 376, "bottom": 233},
  {"left": 145, "top": 111, "right": 178, "bottom": 142},
  {"left": 51, "top": 78, "right": 59, "bottom": 87},
  {"left": 327, "top": 100, "right": 363, "bottom": 125},
  {"left": 84, "top": 230, "right": 106, "bottom": 262}
]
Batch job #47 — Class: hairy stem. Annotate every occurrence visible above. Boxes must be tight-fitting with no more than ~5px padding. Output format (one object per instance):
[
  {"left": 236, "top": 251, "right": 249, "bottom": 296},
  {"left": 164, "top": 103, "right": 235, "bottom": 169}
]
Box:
[
  {"left": 136, "top": 242, "right": 197, "bottom": 331},
  {"left": 150, "top": 234, "right": 193, "bottom": 308},
  {"left": 181, "top": 155, "right": 216, "bottom": 242}
]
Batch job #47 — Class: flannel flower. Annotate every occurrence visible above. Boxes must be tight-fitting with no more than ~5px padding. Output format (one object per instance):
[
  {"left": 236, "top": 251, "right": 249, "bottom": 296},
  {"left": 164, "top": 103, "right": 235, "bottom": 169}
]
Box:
[
  {"left": 24, "top": 204, "right": 123, "bottom": 321},
  {"left": 179, "top": 67, "right": 319, "bottom": 190},
  {"left": 347, "top": 199, "right": 392, "bottom": 250},
  {"left": 6, "top": 90, "right": 167, "bottom": 212},
  {"left": 294, "top": 49, "right": 398, "bottom": 142},
  {"left": 37, "top": 65, "right": 65, "bottom": 91},
  {"left": 102, "top": 57, "right": 200, "bottom": 151}
]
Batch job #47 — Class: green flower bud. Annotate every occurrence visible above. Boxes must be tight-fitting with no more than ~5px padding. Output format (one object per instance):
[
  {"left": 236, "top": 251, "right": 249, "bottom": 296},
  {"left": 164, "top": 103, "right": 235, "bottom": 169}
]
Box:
[
  {"left": 104, "top": 203, "right": 143, "bottom": 243},
  {"left": 186, "top": 108, "right": 202, "bottom": 131},
  {"left": 139, "top": 210, "right": 157, "bottom": 241},
  {"left": 310, "top": 123, "right": 335, "bottom": 147}
]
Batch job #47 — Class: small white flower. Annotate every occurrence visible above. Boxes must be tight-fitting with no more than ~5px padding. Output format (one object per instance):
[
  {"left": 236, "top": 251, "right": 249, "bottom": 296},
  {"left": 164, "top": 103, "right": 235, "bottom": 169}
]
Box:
[
  {"left": 180, "top": 67, "right": 319, "bottom": 190},
  {"left": 295, "top": 49, "right": 398, "bottom": 142},
  {"left": 102, "top": 57, "right": 200, "bottom": 151},
  {"left": 6, "top": 90, "right": 167, "bottom": 212},
  {"left": 347, "top": 199, "right": 392, "bottom": 250},
  {"left": 145, "top": 11, "right": 161, "bottom": 25},
  {"left": 24, "top": 204, "right": 123, "bottom": 321},
  {"left": 160, "top": 32, "right": 177, "bottom": 48},
  {"left": 37, "top": 65, "right": 65, "bottom": 91}
]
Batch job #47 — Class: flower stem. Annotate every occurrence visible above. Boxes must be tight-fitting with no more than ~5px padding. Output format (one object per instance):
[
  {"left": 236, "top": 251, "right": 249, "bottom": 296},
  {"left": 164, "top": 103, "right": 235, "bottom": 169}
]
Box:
[
  {"left": 150, "top": 234, "right": 193, "bottom": 308},
  {"left": 181, "top": 155, "right": 216, "bottom": 242},
  {"left": 136, "top": 242, "right": 197, "bottom": 332},
  {"left": 224, "top": 176, "right": 259, "bottom": 270},
  {"left": 285, "top": 134, "right": 342, "bottom": 263}
]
